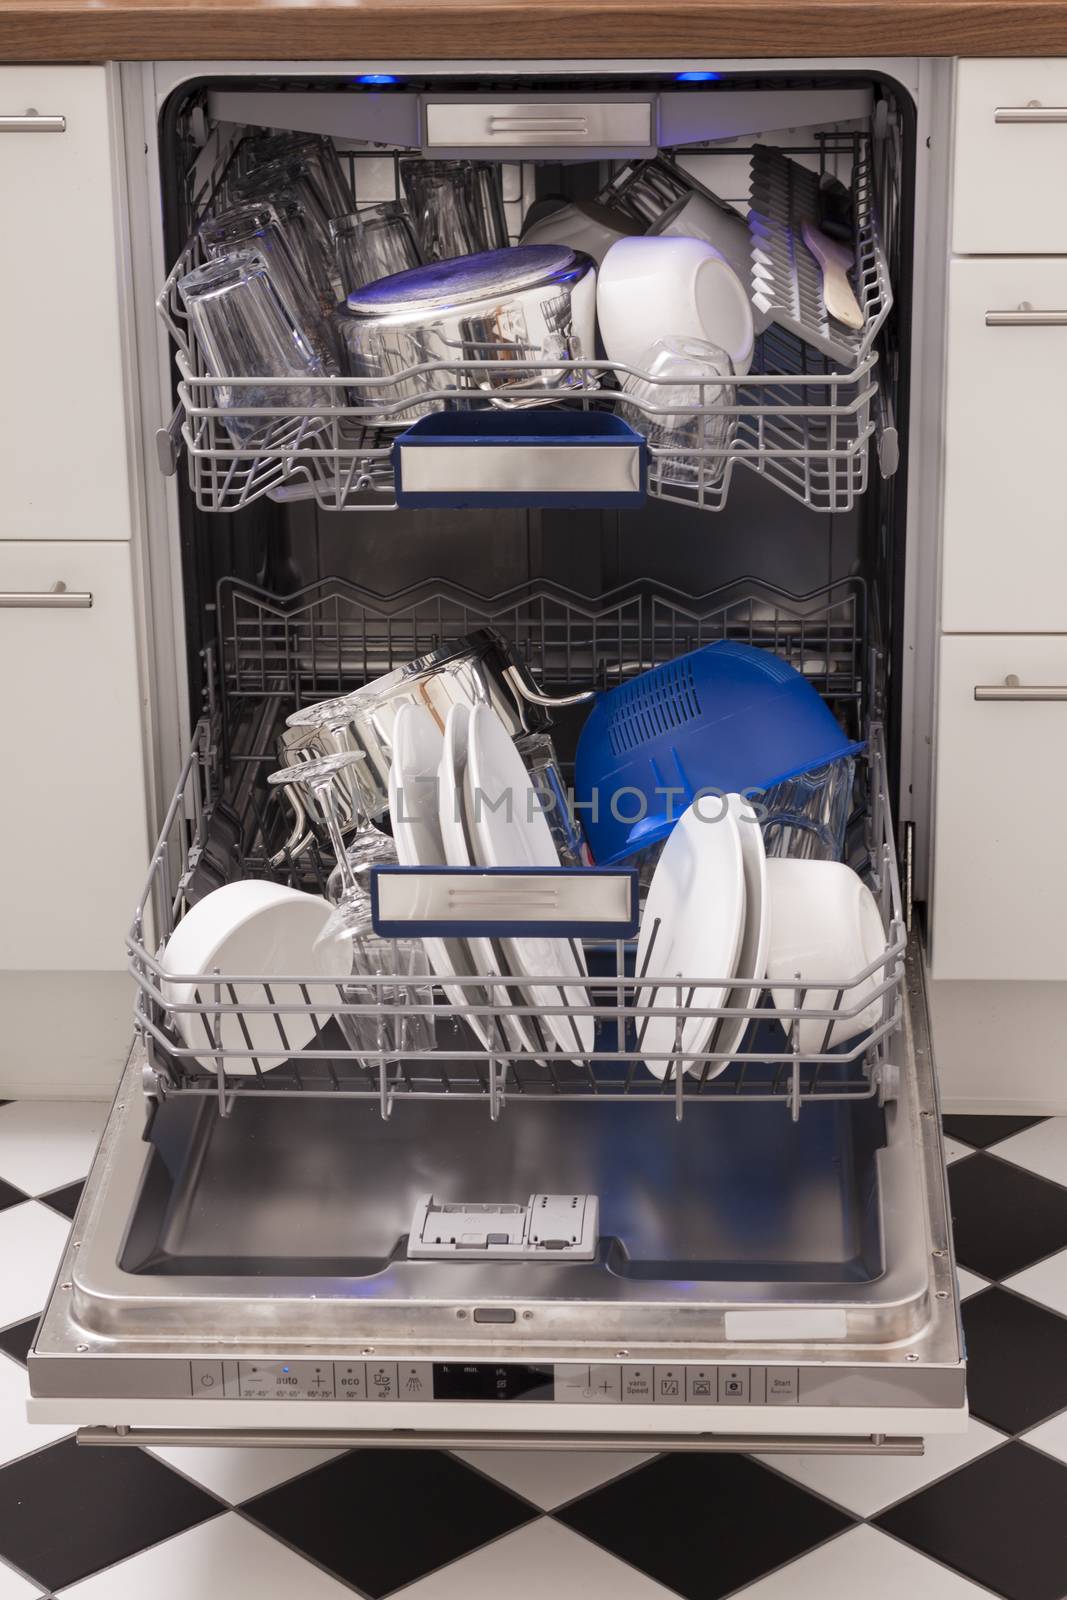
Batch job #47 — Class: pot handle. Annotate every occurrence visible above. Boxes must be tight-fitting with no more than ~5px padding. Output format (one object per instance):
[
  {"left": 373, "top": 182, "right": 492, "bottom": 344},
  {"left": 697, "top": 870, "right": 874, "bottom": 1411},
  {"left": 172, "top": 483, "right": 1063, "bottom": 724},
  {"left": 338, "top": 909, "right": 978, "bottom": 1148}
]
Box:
[{"left": 504, "top": 664, "right": 596, "bottom": 709}]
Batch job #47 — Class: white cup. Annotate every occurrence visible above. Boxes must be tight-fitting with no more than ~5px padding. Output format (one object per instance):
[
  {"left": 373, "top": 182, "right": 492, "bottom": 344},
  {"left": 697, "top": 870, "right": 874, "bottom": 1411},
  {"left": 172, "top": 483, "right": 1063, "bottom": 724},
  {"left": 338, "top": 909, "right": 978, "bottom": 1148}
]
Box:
[
  {"left": 596, "top": 234, "right": 755, "bottom": 378},
  {"left": 520, "top": 198, "right": 645, "bottom": 265},
  {"left": 765, "top": 858, "right": 891, "bottom": 1053}
]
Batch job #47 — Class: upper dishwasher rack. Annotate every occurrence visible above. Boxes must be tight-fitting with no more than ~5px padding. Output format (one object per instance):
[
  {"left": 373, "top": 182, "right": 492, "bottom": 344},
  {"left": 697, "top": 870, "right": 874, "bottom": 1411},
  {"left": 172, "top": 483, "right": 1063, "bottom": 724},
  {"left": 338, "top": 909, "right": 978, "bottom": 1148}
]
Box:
[{"left": 156, "top": 133, "right": 892, "bottom": 518}]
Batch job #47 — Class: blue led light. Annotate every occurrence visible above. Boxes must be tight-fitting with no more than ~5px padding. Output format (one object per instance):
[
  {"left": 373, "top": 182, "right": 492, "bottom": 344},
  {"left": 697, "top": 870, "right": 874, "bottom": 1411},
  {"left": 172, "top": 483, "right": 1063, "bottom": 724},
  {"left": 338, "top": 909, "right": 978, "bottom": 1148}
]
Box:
[
  {"left": 676, "top": 70, "right": 722, "bottom": 81},
  {"left": 282, "top": 1365, "right": 290, "bottom": 1373},
  {"left": 355, "top": 73, "right": 400, "bottom": 85}
]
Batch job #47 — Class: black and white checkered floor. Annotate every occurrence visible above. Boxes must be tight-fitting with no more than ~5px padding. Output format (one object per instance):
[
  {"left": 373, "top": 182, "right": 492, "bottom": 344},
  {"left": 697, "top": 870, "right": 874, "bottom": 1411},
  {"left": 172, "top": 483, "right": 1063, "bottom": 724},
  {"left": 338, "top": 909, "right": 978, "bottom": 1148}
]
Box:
[{"left": 2, "top": 1102, "right": 1067, "bottom": 1598}]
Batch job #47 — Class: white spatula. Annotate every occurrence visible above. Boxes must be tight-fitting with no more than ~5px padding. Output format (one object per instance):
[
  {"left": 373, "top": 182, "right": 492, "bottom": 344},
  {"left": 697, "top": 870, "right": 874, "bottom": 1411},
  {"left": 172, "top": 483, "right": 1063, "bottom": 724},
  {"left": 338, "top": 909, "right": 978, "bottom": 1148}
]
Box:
[{"left": 801, "top": 221, "right": 864, "bottom": 331}]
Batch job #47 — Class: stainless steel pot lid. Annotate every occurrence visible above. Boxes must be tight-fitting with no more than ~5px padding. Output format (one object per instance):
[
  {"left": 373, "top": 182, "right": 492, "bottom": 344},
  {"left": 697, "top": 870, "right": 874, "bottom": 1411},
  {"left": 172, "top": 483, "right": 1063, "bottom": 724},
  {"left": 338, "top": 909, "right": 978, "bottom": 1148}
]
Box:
[{"left": 343, "top": 245, "right": 592, "bottom": 316}]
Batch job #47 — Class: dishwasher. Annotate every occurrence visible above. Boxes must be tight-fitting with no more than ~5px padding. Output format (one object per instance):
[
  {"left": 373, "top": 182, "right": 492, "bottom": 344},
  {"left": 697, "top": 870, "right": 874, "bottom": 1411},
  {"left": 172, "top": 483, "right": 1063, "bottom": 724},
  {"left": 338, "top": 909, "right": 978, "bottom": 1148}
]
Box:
[{"left": 29, "top": 60, "right": 964, "bottom": 1455}]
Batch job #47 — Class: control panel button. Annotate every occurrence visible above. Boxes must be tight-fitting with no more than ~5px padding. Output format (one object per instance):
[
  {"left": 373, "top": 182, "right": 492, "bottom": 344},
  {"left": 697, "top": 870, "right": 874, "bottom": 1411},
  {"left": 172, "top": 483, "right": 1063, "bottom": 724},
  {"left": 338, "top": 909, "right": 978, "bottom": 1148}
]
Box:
[
  {"left": 621, "top": 1365, "right": 654, "bottom": 1404},
  {"left": 718, "top": 1366, "right": 750, "bottom": 1403},
  {"left": 653, "top": 1365, "right": 686, "bottom": 1403},
  {"left": 366, "top": 1361, "right": 399, "bottom": 1401},
  {"left": 398, "top": 1363, "right": 434, "bottom": 1399},
  {"left": 190, "top": 1360, "right": 225, "bottom": 1398},
  {"left": 237, "top": 1361, "right": 336, "bottom": 1400},
  {"left": 334, "top": 1362, "right": 367, "bottom": 1400},
  {"left": 686, "top": 1366, "right": 717, "bottom": 1404},
  {"left": 766, "top": 1368, "right": 799, "bottom": 1404},
  {"left": 554, "top": 1364, "right": 621, "bottom": 1403}
]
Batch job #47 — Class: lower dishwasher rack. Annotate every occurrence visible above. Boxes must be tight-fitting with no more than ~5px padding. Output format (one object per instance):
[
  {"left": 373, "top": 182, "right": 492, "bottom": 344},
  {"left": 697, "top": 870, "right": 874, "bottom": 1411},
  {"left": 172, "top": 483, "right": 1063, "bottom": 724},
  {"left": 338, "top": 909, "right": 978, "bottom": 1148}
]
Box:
[{"left": 29, "top": 937, "right": 963, "bottom": 1446}]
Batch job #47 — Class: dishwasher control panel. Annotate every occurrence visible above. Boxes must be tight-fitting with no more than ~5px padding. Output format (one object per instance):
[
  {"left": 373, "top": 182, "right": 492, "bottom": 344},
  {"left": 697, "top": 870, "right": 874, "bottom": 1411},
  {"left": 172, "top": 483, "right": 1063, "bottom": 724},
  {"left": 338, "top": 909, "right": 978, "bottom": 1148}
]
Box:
[{"left": 188, "top": 1360, "right": 800, "bottom": 1404}]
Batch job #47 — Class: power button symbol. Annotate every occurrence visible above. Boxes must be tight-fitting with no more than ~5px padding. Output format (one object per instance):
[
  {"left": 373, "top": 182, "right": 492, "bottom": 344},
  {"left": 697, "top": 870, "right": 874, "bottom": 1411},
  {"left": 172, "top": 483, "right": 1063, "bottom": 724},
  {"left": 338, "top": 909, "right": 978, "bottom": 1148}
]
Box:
[{"left": 191, "top": 1361, "right": 225, "bottom": 1398}]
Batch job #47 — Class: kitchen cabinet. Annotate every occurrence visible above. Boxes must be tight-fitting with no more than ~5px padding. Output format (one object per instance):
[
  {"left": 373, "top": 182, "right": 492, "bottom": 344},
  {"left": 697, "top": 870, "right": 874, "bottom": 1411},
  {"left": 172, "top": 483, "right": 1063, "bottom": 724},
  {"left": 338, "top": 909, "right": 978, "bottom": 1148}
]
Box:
[
  {"left": 0, "top": 541, "right": 148, "bottom": 973},
  {"left": 941, "top": 257, "right": 1067, "bottom": 635},
  {"left": 931, "top": 633, "right": 1067, "bottom": 981},
  {"left": 0, "top": 66, "right": 131, "bottom": 539},
  {"left": 953, "top": 59, "right": 1067, "bottom": 255}
]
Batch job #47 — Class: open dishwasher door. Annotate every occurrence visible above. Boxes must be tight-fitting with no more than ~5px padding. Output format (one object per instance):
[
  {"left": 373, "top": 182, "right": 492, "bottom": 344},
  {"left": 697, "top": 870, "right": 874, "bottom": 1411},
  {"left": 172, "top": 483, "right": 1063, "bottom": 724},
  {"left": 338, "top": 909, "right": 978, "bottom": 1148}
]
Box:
[{"left": 29, "top": 935, "right": 963, "bottom": 1452}]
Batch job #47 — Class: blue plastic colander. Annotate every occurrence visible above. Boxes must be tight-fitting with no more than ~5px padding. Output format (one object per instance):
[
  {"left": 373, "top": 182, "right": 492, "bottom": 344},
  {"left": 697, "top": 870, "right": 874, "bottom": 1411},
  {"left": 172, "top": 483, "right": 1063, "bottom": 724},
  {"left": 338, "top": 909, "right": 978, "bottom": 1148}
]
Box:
[{"left": 574, "top": 640, "right": 864, "bottom": 864}]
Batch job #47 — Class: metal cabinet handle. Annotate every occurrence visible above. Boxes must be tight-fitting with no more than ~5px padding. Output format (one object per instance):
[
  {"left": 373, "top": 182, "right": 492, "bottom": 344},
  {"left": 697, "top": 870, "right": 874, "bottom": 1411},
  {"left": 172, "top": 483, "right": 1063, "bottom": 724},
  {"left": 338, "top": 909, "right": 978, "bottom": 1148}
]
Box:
[
  {"left": 985, "top": 308, "right": 1067, "bottom": 327},
  {"left": 995, "top": 105, "right": 1067, "bottom": 123},
  {"left": 0, "top": 581, "right": 91, "bottom": 609},
  {"left": 0, "top": 112, "right": 66, "bottom": 133},
  {"left": 487, "top": 116, "right": 589, "bottom": 134},
  {"left": 975, "top": 674, "right": 1067, "bottom": 701}
]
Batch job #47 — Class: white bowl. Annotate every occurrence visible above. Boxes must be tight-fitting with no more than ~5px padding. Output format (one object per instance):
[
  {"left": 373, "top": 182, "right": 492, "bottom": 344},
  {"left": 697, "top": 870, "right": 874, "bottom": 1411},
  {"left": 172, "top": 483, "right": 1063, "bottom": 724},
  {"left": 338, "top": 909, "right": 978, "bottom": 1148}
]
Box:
[
  {"left": 596, "top": 234, "right": 755, "bottom": 378},
  {"left": 521, "top": 199, "right": 645, "bottom": 265},
  {"left": 765, "top": 859, "right": 890, "bottom": 1053},
  {"left": 160, "top": 880, "right": 349, "bottom": 1073}
]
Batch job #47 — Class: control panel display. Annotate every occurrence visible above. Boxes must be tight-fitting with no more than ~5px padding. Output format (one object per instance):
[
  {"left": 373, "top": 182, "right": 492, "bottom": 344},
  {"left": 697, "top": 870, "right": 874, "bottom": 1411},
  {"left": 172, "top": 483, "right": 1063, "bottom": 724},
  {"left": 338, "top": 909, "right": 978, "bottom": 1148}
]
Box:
[{"left": 433, "top": 1363, "right": 554, "bottom": 1402}]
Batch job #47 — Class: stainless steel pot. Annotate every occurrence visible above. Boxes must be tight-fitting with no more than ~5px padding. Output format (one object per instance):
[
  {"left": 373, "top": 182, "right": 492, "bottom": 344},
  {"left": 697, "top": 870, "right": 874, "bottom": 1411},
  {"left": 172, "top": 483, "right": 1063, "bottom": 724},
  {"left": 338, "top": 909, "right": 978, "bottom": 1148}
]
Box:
[
  {"left": 331, "top": 244, "right": 598, "bottom": 424},
  {"left": 273, "top": 629, "right": 593, "bottom": 863}
]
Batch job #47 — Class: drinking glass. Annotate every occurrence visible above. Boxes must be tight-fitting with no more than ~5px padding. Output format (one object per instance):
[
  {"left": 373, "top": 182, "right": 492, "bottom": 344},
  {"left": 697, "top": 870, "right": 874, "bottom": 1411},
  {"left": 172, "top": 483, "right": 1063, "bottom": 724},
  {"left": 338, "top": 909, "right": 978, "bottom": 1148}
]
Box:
[
  {"left": 329, "top": 203, "right": 423, "bottom": 294},
  {"left": 233, "top": 164, "right": 341, "bottom": 302},
  {"left": 760, "top": 755, "right": 855, "bottom": 862},
  {"left": 267, "top": 753, "right": 435, "bottom": 1058},
  {"left": 400, "top": 159, "right": 507, "bottom": 261},
  {"left": 198, "top": 200, "right": 327, "bottom": 352},
  {"left": 177, "top": 249, "right": 336, "bottom": 447},
  {"left": 513, "top": 731, "right": 587, "bottom": 867},
  {"left": 618, "top": 336, "right": 736, "bottom": 489}
]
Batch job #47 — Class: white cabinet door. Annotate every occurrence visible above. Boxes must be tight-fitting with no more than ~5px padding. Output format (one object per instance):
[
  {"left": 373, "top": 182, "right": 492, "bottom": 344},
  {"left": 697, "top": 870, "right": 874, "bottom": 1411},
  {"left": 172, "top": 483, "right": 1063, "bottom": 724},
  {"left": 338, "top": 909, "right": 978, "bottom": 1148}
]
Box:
[
  {"left": 0, "top": 542, "right": 148, "bottom": 970},
  {"left": 0, "top": 67, "right": 131, "bottom": 539},
  {"left": 941, "top": 257, "right": 1067, "bottom": 635},
  {"left": 954, "top": 59, "right": 1067, "bottom": 255},
  {"left": 931, "top": 634, "right": 1067, "bottom": 980}
]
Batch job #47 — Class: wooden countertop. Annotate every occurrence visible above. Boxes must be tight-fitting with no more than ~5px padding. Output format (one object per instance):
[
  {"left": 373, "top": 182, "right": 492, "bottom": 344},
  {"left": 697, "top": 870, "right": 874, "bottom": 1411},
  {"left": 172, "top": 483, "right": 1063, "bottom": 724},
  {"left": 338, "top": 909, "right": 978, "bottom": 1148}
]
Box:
[{"left": 1, "top": 0, "right": 1066, "bottom": 65}]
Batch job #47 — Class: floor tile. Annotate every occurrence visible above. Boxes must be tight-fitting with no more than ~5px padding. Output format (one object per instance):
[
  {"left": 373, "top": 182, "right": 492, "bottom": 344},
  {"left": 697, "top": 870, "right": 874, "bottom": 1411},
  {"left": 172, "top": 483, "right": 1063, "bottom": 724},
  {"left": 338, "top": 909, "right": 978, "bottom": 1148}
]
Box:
[
  {"left": 754, "top": 1416, "right": 1004, "bottom": 1518},
  {"left": 0, "top": 1181, "right": 26, "bottom": 1217},
  {"left": 876, "top": 1441, "right": 1067, "bottom": 1600},
  {"left": 0, "top": 1320, "right": 36, "bottom": 1368},
  {"left": 0, "top": 1203, "right": 71, "bottom": 1329},
  {"left": 58, "top": 1511, "right": 353, "bottom": 1599},
  {"left": 962, "top": 1287, "right": 1067, "bottom": 1433},
  {"left": 995, "top": 1119, "right": 1067, "bottom": 1190},
  {"left": 148, "top": 1443, "right": 346, "bottom": 1505},
  {"left": 392, "top": 1516, "right": 676, "bottom": 1598},
  {"left": 1022, "top": 1409, "right": 1067, "bottom": 1469},
  {"left": 956, "top": 1266, "right": 989, "bottom": 1300},
  {"left": 943, "top": 1137, "right": 973, "bottom": 1164},
  {"left": 0, "top": 1560, "right": 43, "bottom": 1599},
  {"left": 948, "top": 1152, "right": 1067, "bottom": 1279},
  {"left": 0, "top": 1436, "right": 223, "bottom": 1592},
  {"left": 244, "top": 1449, "right": 536, "bottom": 1597},
  {"left": 0, "top": 1347, "right": 69, "bottom": 1469},
  {"left": 728, "top": 1523, "right": 991, "bottom": 1599},
  {"left": 1005, "top": 1246, "right": 1067, "bottom": 1320},
  {"left": 557, "top": 1452, "right": 853, "bottom": 1600},
  {"left": 38, "top": 1181, "right": 84, "bottom": 1223},
  {"left": 941, "top": 1114, "right": 1049, "bottom": 1150},
  {"left": 0, "top": 1103, "right": 106, "bottom": 1197},
  {"left": 453, "top": 1447, "right": 654, "bottom": 1511}
]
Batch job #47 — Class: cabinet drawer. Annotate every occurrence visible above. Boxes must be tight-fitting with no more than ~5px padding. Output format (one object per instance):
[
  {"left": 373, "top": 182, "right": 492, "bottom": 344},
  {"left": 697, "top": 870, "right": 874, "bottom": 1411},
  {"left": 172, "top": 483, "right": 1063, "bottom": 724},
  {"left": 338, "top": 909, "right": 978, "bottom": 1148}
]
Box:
[
  {"left": 0, "top": 543, "right": 148, "bottom": 971},
  {"left": 942, "top": 257, "right": 1067, "bottom": 634},
  {"left": 954, "top": 60, "right": 1067, "bottom": 255},
  {"left": 0, "top": 67, "right": 130, "bottom": 539},
  {"left": 931, "top": 634, "right": 1067, "bottom": 981}
]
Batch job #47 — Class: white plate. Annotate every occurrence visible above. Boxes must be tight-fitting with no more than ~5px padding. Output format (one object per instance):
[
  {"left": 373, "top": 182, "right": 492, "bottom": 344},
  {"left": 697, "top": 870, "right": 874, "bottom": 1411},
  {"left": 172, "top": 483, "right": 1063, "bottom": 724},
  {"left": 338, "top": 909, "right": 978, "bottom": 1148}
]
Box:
[
  {"left": 437, "top": 704, "right": 543, "bottom": 1058},
  {"left": 464, "top": 704, "right": 593, "bottom": 1059},
  {"left": 389, "top": 703, "right": 495, "bottom": 1050},
  {"left": 635, "top": 795, "right": 746, "bottom": 1078},
  {"left": 161, "top": 880, "right": 348, "bottom": 1073},
  {"left": 706, "top": 793, "right": 772, "bottom": 1076}
]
